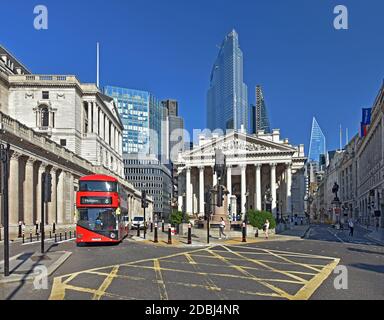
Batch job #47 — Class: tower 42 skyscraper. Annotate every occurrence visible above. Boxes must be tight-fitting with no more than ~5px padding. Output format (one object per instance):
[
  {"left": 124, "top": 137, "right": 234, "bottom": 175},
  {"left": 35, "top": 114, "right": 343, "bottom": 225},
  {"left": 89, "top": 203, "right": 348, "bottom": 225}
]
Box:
[
  {"left": 308, "top": 117, "right": 326, "bottom": 164},
  {"left": 207, "top": 29, "right": 248, "bottom": 132}
]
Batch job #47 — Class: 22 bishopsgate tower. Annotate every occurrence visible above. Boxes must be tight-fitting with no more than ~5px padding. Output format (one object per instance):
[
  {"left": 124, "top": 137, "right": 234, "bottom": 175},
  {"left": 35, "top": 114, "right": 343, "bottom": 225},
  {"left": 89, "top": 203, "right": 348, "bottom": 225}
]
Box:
[{"left": 207, "top": 30, "right": 248, "bottom": 131}]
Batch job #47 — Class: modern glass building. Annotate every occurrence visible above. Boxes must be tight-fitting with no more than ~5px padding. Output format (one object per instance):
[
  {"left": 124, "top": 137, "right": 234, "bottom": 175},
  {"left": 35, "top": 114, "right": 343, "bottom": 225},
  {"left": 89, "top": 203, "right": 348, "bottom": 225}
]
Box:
[
  {"left": 104, "top": 86, "right": 163, "bottom": 158},
  {"left": 308, "top": 117, "right": 327, "bottom": 163},
  {"left": 249, "top": 85, "right": 271, "bottom": 134},
  {"left": 207, "top": 29, "right": 248, "bottom": 132}
]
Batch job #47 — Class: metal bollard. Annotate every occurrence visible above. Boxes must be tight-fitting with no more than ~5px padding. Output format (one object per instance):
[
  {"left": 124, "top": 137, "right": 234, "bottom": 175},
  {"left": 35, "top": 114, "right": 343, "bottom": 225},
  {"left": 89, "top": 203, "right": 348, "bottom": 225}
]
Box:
[
  {"left": 168, "top": 224, "right": 172, "bottom": 245},
  {"left": 74, "top": 230, "right": 76, "bottom": 238},
  {"left": 35, "top": 222, "right": 39, "bottom": 235},
  {"left": 22, "top": 230, "right": 25, "bottom": 244},
  {"left": 53, "top": 222, "right": 56, "bottom": 234},
  {"left": 150, "top": 222, "right": 153, "bottom": 233},
  {"left": 188, "top": 223, "right": 192, "bottom": 245},
  {"left": 137, "top": 223, "right": 140, "bottom": 237},
  {"left": 30, "top": 229, "right": 32, "bottom": 243},
  {"left": 69, "top": 231, "right": 72, "bottom": 239},
  {"left": 49, "top": 231, "right": 52, "bottom": 239},
  {"left": 255, "top": 228, "right": 259, "bottom": 238},
  {"left": 55, "top": 233, "right": 57, "bottom": 243},
  {"left": 242, "top": 222, "right": 247, "bottom": 243},
  {"left": 162, "top": 220, "right": 165, "bottom": 233},
  {"left": 154, "top": 223, "right": 158, "bottom": 243},
  {"left": 18, "top": 221, "right": 22, "bottom": 238},
  {"left": 65, "top": 230, "right": 67, "bottom": 241}
]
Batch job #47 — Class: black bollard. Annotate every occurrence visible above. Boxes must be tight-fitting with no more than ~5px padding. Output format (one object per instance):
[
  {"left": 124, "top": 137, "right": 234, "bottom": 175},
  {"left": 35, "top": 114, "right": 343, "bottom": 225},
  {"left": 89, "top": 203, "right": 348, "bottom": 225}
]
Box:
[
  {"left": 18, "top": 222, "right": 22, "bottom": 238},
  {"left": 35, "top": 222, "right": 39, "bottom": 235},
  {"left": 162, "top": 220, "right": 165, "bottom": 233},
  {"left": 65, "top": 230, "right": 67, "bottom": 241},
  {"left": 37, "top": 232, "right": 39, "bottom": 242},
  {"left": 255, "top": 228, "right": 259, "bottom": 238},
  {"left": 53, "top": 222, "right": 56, "bottom": 234},
  {"left": 242, "top": 222, "right": 247, "bottom": 243},
  {"left": 69, "top": 231, "right": 72, "bottom": 239},
  {"left": 150, "top": 223, "right": 153, "bottom": 233},
  {"left": 154, "top": 223, "right": 158, "bottom": 243},
  {"left": 22, "top": 231, "right": 25, "bottom": 244},
  {"left": 49, "top": 231, "right": 52, "bottom": 239},
  {"left": 168, "top": 224, "right": 172, "bottom": 245},
  {"left": 137, "top": 223, "right": 140, "bottom": 237},
  {"left": 55, "top": 233, "right": 57, "bottom": 243},
  {"left": 30, "top": 230, "right": 32, "bottom": 243},
  {"left": 188, "top": 223, "right": 192, "bottom": 245}
]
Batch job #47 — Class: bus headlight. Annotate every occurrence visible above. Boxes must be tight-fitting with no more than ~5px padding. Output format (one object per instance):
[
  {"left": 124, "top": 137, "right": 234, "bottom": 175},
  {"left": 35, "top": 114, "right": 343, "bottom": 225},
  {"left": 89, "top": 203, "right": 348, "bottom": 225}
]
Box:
[{"left": 110, "top": 232, "right": 116, "bottom": 239}]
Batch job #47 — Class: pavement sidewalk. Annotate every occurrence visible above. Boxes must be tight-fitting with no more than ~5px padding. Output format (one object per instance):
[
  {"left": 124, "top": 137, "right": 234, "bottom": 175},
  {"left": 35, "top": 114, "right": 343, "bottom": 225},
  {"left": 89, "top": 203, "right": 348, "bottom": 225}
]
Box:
[
  {"left": 278, "top": 224, "right": 312, "bottom": 238},
  {"left": 358, "top": 224, "right": 384, "bottom": 245},
  {"left": 0, "top": 250, "right": 72, "bottom": 284}
]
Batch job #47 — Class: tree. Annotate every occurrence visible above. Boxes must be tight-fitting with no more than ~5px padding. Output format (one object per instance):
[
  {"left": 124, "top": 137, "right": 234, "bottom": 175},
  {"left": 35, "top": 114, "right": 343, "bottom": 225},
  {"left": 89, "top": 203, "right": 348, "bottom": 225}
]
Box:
[
  {"left": 169, "top": 210, "right": 189, "bottom": 226},
  {"left": 247, "top": 210, "right": 276, "bottom": 230}
]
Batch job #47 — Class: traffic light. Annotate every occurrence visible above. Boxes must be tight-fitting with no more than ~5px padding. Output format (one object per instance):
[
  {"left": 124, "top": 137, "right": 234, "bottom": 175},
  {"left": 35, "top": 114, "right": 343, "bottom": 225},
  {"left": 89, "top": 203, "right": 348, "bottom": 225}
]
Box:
[
  {"left": 44, "top": 173, "right": 52, "bottom": 203},
  {"left": 141, "top": 190, "right": 148, "bottom": 209},
  {"left": 204, "top": 191, "right": 211, "bottom": 219},
  {"left": 214, "top": 149, "right": 226, "bottom": 181},
  {"left": 217, "top": 185, "right": 225, "bottom": 208}
]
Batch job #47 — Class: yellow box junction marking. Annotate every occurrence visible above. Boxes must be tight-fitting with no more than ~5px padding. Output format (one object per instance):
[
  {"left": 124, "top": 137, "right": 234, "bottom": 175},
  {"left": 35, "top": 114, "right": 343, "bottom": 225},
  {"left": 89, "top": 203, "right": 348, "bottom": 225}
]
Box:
[{"left": 49, "top": 245, "right": 339, "bottom": 301}]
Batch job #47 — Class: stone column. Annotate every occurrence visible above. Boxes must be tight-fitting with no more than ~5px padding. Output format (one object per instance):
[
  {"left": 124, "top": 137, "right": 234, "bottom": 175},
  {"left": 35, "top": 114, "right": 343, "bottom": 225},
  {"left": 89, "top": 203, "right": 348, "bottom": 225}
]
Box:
[
  {"left": 186, "top": 167, "right": 192, "bottom": 214},
  {"left": 9, "top": 152, "right": 21, "bottom": 226},
  {"left": 270, "top": 163, "right": 277, "bottom": 218},
  {"left": 48, "top": 167, "right": 57, "bottom": 224},
  {"left": 255, "top": 164, "right": 262, "bottom": 211},
  {"left": 87, "top": 103, "right": 92, "bottom": 133},
  {"left": 36, "top": 163, "right": 47, "bottom": 224},
  {"left": 241, "top": 164, "right": 247, "bottom": 216},
  {"left": 93, "top": 102, "right": 98, "bottom": 134},
  {"left": 100, "top": 112, "right": 105, "bottom": 140},
  {"left": 212, "top": 166, "right": 217, "bottom": 187},
  {"left": 57, "top": 170, "right": 65, "bottom": 225},
  {"left": 199, "top": 166, "right": 205, "bottom": 216},
  {"left": 69, "top": 173, "right": 75, "bottom": 223},
  {"left": 23, "top": 157, "right": 35, "bottom": 225},
  {"left": 286, "top": 163, "right": 292, "bottom": 215},
  {"left": 227, "top": 165, "right": 232, "bottom": 198}
]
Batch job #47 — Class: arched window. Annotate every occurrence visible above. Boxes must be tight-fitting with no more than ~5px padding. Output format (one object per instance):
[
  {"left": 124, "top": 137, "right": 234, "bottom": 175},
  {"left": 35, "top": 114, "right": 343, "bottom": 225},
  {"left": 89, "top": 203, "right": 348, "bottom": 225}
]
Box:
[{"left": 41, "top": 107, "right": 49, "bottom": 127}]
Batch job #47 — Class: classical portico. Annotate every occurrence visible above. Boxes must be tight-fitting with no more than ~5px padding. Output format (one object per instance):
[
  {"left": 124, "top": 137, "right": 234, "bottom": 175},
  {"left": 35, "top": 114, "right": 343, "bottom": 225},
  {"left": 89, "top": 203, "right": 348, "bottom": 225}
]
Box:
[{"left": 176, "top": 130, "right": 306, "bottom": 221}]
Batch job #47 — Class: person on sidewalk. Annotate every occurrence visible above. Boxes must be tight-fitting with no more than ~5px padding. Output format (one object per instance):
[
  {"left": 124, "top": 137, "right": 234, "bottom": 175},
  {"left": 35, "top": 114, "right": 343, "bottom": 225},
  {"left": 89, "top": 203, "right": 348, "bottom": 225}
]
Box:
[
  {"left": 263, "top": 219, "right": 270, "bottom": 239},
  {"left": 219, "top": 217, "right": 227, "bottom": 240},
  {"left": 348, "top": 218, "right": 354, "bottom": 237}
]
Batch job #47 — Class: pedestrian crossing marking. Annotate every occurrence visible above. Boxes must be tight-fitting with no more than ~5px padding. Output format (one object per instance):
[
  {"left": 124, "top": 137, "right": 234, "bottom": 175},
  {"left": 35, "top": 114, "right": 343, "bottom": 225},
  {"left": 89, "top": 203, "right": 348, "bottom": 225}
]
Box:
[{"left": 49, "top": 245, "right": 339, "bottom": 300}]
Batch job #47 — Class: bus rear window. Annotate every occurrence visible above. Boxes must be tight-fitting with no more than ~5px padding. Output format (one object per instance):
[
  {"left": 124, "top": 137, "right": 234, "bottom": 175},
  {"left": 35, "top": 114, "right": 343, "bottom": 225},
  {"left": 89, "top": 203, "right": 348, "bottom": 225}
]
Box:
[{"left": 79, "top": 181, "right": 117, "bottom": 192}]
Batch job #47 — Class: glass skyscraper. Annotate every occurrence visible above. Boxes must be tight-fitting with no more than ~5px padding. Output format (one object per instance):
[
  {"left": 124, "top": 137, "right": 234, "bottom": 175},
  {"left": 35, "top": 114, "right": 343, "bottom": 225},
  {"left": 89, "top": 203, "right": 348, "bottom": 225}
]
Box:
[
  {"left": 104, "top": 86, "right": 163, "bottom": 157},
  {"left": 308, "top": 117, "right": 326, "bottom": 163},
  {"left": 249, "top": 85, "right": 271, "bottom": 134},
  {"left": 207, "top": 29, "right": 248, "bottom": 131}
]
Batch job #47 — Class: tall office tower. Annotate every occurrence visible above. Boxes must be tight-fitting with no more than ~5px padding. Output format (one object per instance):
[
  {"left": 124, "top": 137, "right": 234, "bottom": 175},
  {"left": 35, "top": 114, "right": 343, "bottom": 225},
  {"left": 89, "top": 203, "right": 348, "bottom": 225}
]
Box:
[
  {"left": 162, "top": 99, "right": 184, "bottom": 164},
  {"left": 308, "top": 117, "right": 327, "bottom": 165},
  {"left": 162, "top": 99, "right": 178, "bottom": 117},
  {"left": 104, "top": 86, "right": 163, "bottom": 158},
  {"left": 249, "top": 85, "right": 271, "bottom": 134},
  {"left": 207, "top": 29, "right": 248, "bottom": 132}
]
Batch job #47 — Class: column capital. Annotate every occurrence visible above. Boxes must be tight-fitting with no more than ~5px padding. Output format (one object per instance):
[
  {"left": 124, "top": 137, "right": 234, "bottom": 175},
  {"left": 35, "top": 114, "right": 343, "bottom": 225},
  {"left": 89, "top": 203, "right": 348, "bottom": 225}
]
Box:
[
  {"left": 254, "top": 163, "right": 262, "bottom": 169},
  {"left": 240, "top": 164, "right": 247, "bottom": 170},
  {"left": 185, "top": 166, "right": 192, "bottom": 172},
  {"left": 198, "top": 165, "right": 205, "bottom": 171},
  {"left": 285, "top": 162, "right": 292, "bottom": 168},
  {"left": 226, "top": 164, "right": 232, "bottom": 169},
  {"left": 26, "top": 156, "right": 36, "bottom": 166},
  {"left": 270, "top": 163, "right": 277, "bottom": 168},
  {"left": 10, "top": 151, "right": 22, "bottom": 160}
]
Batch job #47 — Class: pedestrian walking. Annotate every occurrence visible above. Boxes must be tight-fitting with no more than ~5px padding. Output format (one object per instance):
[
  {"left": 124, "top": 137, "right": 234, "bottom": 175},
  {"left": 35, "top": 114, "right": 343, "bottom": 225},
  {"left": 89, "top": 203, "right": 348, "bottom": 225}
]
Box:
[
  {"left": 263, "top": 219, "right": 270, "bottom": 239},
  {"left": 219, "top": 217, "right": 227, "bottom": 240},
  {"left": 348, "top": 219, "right": 354, "bottom": 237}
]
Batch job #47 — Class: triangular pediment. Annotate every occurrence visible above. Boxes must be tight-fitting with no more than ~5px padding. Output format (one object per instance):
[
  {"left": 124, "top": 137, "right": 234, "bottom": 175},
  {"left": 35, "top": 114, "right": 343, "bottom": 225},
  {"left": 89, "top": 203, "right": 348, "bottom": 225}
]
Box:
[{"left": 186, "top": 131, "right": 296, "bottom": 156}]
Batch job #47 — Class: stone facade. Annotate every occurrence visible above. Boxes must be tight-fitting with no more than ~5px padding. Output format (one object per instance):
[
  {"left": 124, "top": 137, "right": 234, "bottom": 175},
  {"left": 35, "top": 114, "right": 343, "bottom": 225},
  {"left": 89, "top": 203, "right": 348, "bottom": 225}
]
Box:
[
  {"left": 175, "top": 130, "right": 306, "bottom": 222},
  {"left": 7, "top": 76, "right": 123, "bottom": 177}
]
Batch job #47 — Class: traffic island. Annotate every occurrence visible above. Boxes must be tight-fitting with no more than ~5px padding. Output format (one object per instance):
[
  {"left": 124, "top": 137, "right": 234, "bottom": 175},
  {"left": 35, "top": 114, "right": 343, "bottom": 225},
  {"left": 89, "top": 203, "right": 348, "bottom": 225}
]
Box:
[{"left": 0, "top": 251, "right": 72, "bottom": 284}]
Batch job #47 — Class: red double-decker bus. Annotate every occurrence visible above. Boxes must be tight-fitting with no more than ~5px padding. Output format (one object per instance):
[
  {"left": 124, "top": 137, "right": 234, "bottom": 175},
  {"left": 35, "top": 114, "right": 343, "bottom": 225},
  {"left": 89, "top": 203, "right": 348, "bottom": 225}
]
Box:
[{"left": 76, "top": 174, "right": 129, "bottom": 245}]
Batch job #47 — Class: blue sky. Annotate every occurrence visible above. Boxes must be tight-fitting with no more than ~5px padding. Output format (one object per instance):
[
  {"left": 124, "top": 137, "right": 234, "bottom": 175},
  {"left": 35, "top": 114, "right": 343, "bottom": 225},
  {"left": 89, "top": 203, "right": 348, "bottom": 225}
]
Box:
[{"left": 1, "top": 0, "right": 383, "bottom": 153}]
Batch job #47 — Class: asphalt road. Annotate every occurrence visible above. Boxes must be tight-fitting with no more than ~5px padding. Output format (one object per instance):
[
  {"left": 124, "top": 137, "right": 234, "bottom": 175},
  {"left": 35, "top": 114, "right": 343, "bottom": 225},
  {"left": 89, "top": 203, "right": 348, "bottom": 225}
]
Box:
[{"left": 0, "top": 225, "right": 383, "bottom": 300}]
